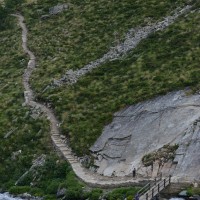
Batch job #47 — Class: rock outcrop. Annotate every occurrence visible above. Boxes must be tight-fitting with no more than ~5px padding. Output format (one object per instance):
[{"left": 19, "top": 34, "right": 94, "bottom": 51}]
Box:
[
  {"left": 90, "top": 90, "right": 200, "bottom": 182},
  {"left": 52, "top": 5, "right": 192, "bottom": 87}
]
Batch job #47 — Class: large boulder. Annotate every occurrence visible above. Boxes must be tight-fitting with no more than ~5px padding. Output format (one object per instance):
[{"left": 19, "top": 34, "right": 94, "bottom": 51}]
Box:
[{"left": 90, "top": 90, "right": 200, "bottom": 182}]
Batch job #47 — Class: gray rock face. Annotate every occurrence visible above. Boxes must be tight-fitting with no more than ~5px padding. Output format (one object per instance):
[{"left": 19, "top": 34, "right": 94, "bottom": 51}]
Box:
[
  {"left": 172, "top": 120, "right": 200, "bottom": 182},
  {"left": 90, "top": 90, "right": 200, "bottom": 182}
]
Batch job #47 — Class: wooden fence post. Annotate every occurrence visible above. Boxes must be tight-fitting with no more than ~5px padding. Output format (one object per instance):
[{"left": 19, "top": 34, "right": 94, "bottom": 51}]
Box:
[
  {"left": 146, "top": 193, "right": 148, "bottom": 200},
  {"left": 152, "top": 188, "right": 154, "bottom": 199}
]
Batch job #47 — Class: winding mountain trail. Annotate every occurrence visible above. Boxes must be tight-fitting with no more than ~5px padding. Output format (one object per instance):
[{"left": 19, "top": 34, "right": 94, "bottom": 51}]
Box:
[
  {"left": 13, "top": 14, "right": 152, "bottom": 188},
  {"left": 12, "top": 3, "right": 197, "bottom": 187}
]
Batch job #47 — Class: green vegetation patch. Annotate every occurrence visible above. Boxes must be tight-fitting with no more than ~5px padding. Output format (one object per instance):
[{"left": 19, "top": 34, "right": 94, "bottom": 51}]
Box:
[
  {"left": 187, "top": 187, "right": 200, "bottom": 196},
  {"left": 18, "top": 0, "right": 200, "bottom": 155},
  {"left": 1, "top": 0, "right": 200, "bottom": 197},
  {"left": 36, "top": 5, "right": 200, "bottom": 155},
  {"left": 24, "top": 0, "right": 191, "bottom": 92},
  {"left": 0, "top": 13, "right": 141, "bottom": 199},
  {"left": 0, "top": 10, "right": 82, "bottom": 199},
  {"left": 106, "top": 187, "right": 140, "bottom": 200},
  {"left": 142, "top": 144, "right": 179, "bottom": 167}
]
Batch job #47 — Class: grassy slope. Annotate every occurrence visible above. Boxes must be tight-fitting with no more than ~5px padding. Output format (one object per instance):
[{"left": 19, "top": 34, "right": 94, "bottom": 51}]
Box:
[
  {"left": 23, "top": 0, "right": 200, "bottom": 155},
  {"left": 27, "top": 0, "right": 190, "bottom": 90},
  {"left": 0, "top": 14, "right": 86, "bottom": 199},
  {"left": 0, "top": 5, "right": 140, "bottom": 200},
  {"left": 1, "top": 0, "right": 199, "bottom": 199},
  {"left": 49, "top": 9, "right": 200, "bottom": 155}
]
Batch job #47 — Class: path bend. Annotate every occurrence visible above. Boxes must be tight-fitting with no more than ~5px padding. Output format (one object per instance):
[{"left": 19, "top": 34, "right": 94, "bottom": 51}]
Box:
[{"left": 13, "top": 14, "right": 152, "bottom": 188}]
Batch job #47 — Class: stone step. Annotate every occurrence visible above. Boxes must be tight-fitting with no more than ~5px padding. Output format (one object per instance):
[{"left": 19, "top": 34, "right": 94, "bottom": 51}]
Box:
[
  {"left": 62, "top": 151, "right": 71, "bottom": 155},
  {"left": 70, "top": 161, "right": 78, "bottom": 164},
  {"left": 60, "top": 146, "right": 70, "bottom": 151},
  {"left": 52, "top": 138, "right": 61, "bottom": 142},
  {"left": 52, "top": 134, "right": 60, "bottom": 136},
  {"left": 66, "top": 159, "right": 76, "bottom": 163},
  {"left": 63, "top": 153, "right": 72, "bottom": 158},
  {"left": 56, "top": 144, "right": 67, "bottom": 148},
  {"left": 52, "top": 136, "right": 60, "bottom": 139}
]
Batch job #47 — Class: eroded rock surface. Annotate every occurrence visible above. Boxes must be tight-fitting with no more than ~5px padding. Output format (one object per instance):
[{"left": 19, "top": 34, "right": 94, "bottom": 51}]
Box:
[
  {"left": 90, "top": 90, "right": 200, "bottom": 182},
  {"left": 49, "top": 4, "right": 68, "bottom": 15}
]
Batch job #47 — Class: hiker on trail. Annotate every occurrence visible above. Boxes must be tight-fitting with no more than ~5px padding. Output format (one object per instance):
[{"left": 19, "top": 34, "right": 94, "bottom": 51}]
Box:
[
  {"left": 133, "top": 168, "right": 136, "bottom": 177},
  {"left": 112, "top": 170, "right": 116, "bottom": 177}
]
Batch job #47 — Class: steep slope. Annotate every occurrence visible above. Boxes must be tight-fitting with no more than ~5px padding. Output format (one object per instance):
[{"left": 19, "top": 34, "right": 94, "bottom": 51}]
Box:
[
  {"left": 13, "top": 13, "right": 148, "bottom": 188},
  {"left": 90, "top": 90, "right": 200, "bottom": 182},
  {"left": 25, "top": 0, "right": 200, "bottom": 155},
  {"left": 1, "top": 0, "right": 200, "bottom": 198}
]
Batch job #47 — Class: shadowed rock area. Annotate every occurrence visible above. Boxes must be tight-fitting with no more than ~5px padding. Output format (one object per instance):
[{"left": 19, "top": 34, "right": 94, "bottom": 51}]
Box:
[{"left": 90, "top": 90, "right": 200, "bottom": 182}]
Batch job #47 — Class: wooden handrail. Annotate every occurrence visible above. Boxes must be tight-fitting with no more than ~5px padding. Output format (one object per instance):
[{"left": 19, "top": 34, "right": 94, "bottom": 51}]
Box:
[{"left": 137, "top": 175, "right": 171, "bottom": 200}]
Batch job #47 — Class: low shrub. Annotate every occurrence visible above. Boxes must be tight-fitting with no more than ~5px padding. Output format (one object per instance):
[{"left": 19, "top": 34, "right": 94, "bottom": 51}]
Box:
[
  {"left": 187, "top": 187, "right": 200, "bottom": 196},
  {"left": 46, "top": 179, "right": 61, "bottom": 194},
  {"left": 107, "top": 187, "right": 140, "bottom": 200},
  {"left": 9, "top": 186, "right": 31, "bottom": 195}
]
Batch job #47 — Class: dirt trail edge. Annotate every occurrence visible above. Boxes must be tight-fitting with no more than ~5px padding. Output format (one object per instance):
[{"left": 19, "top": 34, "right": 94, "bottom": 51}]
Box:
[{"left": 12, "top": 14, "right": 151, "bottom": 188}]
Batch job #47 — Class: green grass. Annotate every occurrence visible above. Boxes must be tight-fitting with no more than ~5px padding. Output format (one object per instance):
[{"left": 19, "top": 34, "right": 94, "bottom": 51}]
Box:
[
  {"left": 106, "top": 187, "right": 140, "bottom": 200},
  {"left": 18, "top": 0, "right": 200, "bottom": 155},
  {"left": 25, "top": 0, "right": 191, "bottom": 91},
  {"left": 0, "top": 14, "right": 82, "bottom": 198},
  {"left": 187, "top": 187, "right": 200, "bottom": 196},
  {"left": 0, "top": 10, "right": 141, "bottom": 199},
  {"left": 1, "top": 0, "right": 200, "bottom": 198},
  {"left": 26, "top": 2, "right": 200, "bottom": 155}
]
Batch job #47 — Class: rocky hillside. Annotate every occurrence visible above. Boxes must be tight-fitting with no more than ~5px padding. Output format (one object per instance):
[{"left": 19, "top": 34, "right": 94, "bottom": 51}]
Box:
[
  {"left": 91, "top": 90, "right": 200, "bottom": 182},
  {"left": 0, "top": 0, "right": 200, "bottom": 199},
  {"left": 25, "top": 0, "right": 200, "bottom": 156}
]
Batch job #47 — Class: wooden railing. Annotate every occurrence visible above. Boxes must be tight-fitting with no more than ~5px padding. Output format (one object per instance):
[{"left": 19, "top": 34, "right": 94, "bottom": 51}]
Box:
[{"left": 137, "top": 176, "right": 171, "bottom": 200}]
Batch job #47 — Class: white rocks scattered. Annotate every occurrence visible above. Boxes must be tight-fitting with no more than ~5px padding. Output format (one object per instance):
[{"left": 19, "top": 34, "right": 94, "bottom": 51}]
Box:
[
  {"left": 15, "top": 155, "right": 46, "bottom": 186},
  {"left": 11, "top": 150, "right": 22, "bottom": 160},
  {"left": 41, "top": 4, "right": 68, "bottom": 20},
  {"left": 4, "top": 128, "right": 18, "bottom": 139},
  {"left": 49, "top": 4, "right": 68, "bottom": 15},
  {"left": 52, "top": 5, "right": 192, "bottom": 87},
  {"left": 0, "top": 193, "right": 23, "bottom": 200},
  {"left": 31, "top": 154, "right": 46, "bottom": 168}
]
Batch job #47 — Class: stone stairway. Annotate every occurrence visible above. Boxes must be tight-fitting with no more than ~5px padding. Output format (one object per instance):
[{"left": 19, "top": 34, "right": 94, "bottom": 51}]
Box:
[
  {"left": 13, "top": 8, "right": 197, "bottom": 188},
  {"left": 13, "top": 13, "right": 154, "bottom": 188}
]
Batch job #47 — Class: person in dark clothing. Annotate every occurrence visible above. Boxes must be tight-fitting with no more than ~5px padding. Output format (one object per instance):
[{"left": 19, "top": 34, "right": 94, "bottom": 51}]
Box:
[
  {"left": 155, "top": 194, "right": 159, "bottom": 200},
  {"left": 133, "top": 168, "right": 136, "bottom": 177}
]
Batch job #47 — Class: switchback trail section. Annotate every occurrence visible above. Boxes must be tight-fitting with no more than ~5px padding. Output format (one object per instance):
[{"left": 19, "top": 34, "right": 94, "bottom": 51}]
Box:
[{"left": 12, "top": 14, "right": 151, "bottom": 188}]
